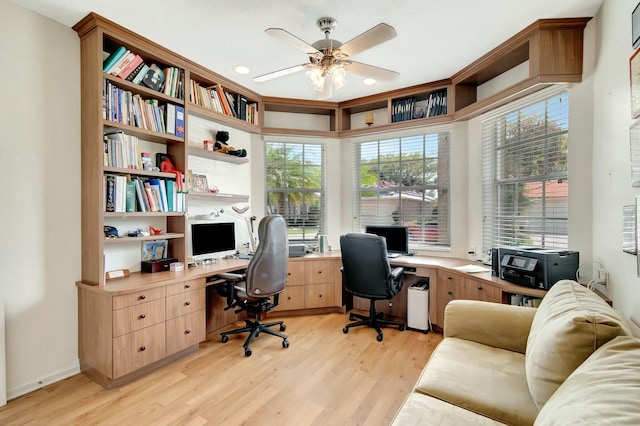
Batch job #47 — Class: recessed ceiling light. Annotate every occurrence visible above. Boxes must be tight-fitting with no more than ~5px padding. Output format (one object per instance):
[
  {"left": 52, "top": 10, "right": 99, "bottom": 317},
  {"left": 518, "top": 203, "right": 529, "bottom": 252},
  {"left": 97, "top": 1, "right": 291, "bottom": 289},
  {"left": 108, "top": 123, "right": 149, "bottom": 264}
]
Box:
[
  {"left": 233, "top": 65, "right": 250, "bottom": 75},
  {"left": 363, "top": 78, "right": 376, "bottom": 86}
]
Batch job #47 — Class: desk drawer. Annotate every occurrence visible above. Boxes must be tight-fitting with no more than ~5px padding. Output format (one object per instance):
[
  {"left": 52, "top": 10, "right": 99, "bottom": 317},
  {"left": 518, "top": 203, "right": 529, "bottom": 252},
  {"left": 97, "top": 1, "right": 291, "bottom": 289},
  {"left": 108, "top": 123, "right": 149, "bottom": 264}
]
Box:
[
  {"left": 166, "top": 289, "right": 205, "bottom": 320},
  {"left": 276, "top": 286, "right": 305, "bottom": 311},
  {"left": 113, "top": 322, "right": 165, "bottom": 378},
  {"left": 166, "top": 279, "right": 206, "bottom": 296},
  {"left": 305, "top": 260, "right": 335, "bottom": 285},
  {"left": 438, "top": 271, "right": 465, "bottom": 288},
  {"left": 437, "top": 280, "right": 465, "bottom": 302},
  {"left": 166, "top": 310, "right": 205, "bottom": 355},
  {"left": 112, "top": 299, "right": 165, "bottom": 337},
  {"left": 305, "top": 283, "right": 335, "bottom": 308},
  {"left": 465, "top": 279, "right": 499, "bottom": 302},
  {"left": 286, "top": 261, "right": 305, "bottom": 286},
  {"left": 113, "top": 287, "right": 165, "bottom": 310}
]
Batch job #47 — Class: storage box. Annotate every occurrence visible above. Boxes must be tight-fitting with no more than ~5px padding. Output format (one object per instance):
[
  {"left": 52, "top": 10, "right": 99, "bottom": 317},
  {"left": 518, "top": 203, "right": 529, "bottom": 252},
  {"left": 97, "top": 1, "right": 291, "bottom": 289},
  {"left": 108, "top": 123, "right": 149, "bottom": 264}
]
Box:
[{"left": 141, "top": 257, "right": 178, "bottom": 273}]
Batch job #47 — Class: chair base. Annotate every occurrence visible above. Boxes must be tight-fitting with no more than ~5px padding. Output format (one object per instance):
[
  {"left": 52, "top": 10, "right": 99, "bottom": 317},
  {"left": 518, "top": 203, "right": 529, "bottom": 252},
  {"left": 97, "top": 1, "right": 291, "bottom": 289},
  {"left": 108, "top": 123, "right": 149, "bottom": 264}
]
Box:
[
  {"left": 343, "top": 300, "right": 405, "bottom": 342},
  {"left": 220, "top": 317, "right": 289, "bottom": 357}
]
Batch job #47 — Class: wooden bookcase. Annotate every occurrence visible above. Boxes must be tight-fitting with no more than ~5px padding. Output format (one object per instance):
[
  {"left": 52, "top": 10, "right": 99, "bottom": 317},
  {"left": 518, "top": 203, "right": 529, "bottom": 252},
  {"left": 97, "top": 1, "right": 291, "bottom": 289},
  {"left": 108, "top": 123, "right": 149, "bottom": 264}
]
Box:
[{"left": 73, "top": 13, "right": 261, "bottom": 287}]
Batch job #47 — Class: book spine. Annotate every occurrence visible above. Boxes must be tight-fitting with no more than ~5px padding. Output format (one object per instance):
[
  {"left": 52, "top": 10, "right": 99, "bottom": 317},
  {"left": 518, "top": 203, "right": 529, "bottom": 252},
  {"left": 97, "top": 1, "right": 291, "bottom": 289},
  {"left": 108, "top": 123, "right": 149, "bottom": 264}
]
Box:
[
  {"left": 125, "top": 180, "right": 136, "bottom": 212},
  {"left": 105, "top": 175, "right": 115, "bottom": 212}
]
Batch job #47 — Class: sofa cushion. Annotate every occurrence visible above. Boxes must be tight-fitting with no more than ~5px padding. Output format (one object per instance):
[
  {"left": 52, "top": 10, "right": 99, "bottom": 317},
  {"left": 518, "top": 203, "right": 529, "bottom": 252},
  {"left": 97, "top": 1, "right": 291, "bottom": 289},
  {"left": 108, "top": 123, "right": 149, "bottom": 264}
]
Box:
[
  {"left": 525, "top": 280, "right": 630, "bottom": 409},
  {"left": 534, "top": 336, "right": 640, "bottom": 425},
  {"left": 391, "top": 392, "right": 508, "bottom": 426},
  {"left": 415, "top": 337, "right": 538, "bottom": 426}
]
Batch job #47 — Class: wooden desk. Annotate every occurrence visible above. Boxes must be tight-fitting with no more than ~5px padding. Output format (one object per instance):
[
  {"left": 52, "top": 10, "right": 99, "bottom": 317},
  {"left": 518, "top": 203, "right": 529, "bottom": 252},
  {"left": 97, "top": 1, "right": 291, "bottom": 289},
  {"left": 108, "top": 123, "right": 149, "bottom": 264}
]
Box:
[{"left": 76, "top": 258, "right": 250, "bottom": 389}]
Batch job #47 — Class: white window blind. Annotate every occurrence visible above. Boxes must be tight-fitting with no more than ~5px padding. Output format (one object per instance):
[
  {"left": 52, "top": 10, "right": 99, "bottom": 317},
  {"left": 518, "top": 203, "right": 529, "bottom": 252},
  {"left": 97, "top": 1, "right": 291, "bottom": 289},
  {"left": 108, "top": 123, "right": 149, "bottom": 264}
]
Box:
[
  {"left": 352, "top": 130, "right": 451, "bottom": 247},
  {"left": 265, "top": 141, "right": 326, "bottom": 242},
  {"left": 482, "top": 87, "right": 569, "bottom": 251}
]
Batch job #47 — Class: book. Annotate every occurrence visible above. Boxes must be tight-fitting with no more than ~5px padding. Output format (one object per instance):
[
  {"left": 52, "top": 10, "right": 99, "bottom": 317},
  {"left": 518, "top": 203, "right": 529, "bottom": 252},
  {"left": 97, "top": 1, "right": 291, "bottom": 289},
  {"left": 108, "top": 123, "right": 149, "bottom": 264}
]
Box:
[
  {"left": 117, "top": 54, "right": 143, "bottom": 80},
  {"left": 125, "top": 180, "right": 136, "bottom": 212},
  {"left": 142, "top": 63, "right": 165, "bottom": 92},
  {"left": 132, "top": 178, "right": 148, "bottom": 212},
  {"left": 132, "top": 63, "right": 150, "bottom": 85},
  {"left": 165, "top": 103, "right": 176, "bottom": 135},
  {"left": 105, "top": 174, "right": 116, "bottom": 212},
  {"left": 103, "top": 46, "right": 127, "bottom": 73},
  {"left": 175, "top": 105, "right": 185, "bottom": 137},
  {"left": 108, "top": 50, "right": 133, "bottom": 77}
]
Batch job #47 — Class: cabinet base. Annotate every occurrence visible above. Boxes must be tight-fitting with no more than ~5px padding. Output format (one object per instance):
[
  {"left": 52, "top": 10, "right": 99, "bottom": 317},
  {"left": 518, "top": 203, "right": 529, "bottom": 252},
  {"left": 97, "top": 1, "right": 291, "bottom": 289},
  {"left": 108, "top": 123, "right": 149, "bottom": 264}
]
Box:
[{"left": 80, "top": 345, "right": 198, "bottom": 389}]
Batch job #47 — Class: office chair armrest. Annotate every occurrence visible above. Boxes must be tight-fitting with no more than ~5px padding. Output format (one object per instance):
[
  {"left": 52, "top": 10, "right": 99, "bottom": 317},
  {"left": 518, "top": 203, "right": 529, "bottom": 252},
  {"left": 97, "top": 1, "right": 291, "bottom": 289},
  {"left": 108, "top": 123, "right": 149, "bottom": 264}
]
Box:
[
  {"left": 390, "top": 267, "right": 404, "bottom": 280},
  {"left": 217, "top": 271, "right": 245, "bottom": 282}
]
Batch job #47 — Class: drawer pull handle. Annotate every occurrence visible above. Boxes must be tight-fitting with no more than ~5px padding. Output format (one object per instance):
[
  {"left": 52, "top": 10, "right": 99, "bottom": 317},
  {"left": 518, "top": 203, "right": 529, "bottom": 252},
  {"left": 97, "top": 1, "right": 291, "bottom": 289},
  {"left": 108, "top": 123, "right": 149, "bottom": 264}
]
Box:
[
  {"left": 185, "top": 301, "right": 191, "bottom": 306},
  {"left": 287, "top": 272, "right": 292, "bottom": 276},
  {"left": 139, "top": 314, "right": 146, "bottom": 319},
  {"left": 319, "top": 294, "right": 322, "bottom": 298},
  {"left": 139, "top": 295, "right": 146, "bottom": 300},
  {"left": 185, "top": 284, "right": 191, "bottom": 289},
  {"left": 185, "top": 330, "right": 191, "bottom": 334},
  {"left": 139, "top": 346, "right": 146, "bottom": 352},
  {"left": 287, "top": 296, "right": 292, "bottom": 300},
  {"left": 447, "top": 277, "right": 452, "bottom": 280},
  {"left": 318, "top": 271, "right": 322, "bottom": 274},
  {"left": 477, "top": 286, "right": 483, "bottom": 291},
  {"left": 448, "top": 291, "right": 453, "bottom": 296}
]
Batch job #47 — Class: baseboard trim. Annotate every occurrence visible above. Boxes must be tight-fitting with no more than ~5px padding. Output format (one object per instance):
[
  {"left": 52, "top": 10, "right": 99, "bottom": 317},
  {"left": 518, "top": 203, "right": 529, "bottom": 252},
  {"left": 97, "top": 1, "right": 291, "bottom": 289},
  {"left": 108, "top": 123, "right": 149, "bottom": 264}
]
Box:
[{"left": 7, "top": 362, "right": 80, "bottom": 401}]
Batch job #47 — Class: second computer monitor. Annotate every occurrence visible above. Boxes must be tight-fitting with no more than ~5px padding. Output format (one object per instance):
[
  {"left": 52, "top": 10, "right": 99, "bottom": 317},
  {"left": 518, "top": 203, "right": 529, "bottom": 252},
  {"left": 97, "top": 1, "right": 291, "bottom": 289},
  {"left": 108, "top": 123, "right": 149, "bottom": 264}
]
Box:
[{"left": 364, "top": 225, "right": 409, "bottom": 255}]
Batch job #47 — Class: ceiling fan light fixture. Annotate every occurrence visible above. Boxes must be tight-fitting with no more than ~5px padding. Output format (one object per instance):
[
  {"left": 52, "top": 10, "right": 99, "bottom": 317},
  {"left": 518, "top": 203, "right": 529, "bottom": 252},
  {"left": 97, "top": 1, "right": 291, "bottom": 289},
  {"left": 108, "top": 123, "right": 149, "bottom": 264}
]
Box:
[
  {"left": 305, "top": 67, "right": 325, "bottom": 91},
  {"left": 330, "top": 64, "right": 348, "bottom": 89}
]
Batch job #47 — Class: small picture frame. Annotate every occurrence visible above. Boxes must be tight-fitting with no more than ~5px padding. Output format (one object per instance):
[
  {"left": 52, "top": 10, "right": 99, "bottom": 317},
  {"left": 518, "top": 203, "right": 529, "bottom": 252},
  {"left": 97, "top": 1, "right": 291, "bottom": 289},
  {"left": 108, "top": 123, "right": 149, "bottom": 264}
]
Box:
[
  {"left": 630, "top": 48, "right": 640, "bottom": 118},
  {"left": 191, "top": 173, "right": 209, "bottom": 193},
  {"left": 142, "top": 240, "right": 168, "bottom": 261},
  {"left": 630, "top": 120, "right": 640, "bottom": 186}
]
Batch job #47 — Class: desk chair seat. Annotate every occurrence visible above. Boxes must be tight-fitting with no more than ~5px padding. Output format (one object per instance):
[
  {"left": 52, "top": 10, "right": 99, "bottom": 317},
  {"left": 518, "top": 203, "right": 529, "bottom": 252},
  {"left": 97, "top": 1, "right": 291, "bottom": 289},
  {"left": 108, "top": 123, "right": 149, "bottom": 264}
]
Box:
[
  {"left": 340, "top": 233, "right": 405, "bottom": 342},
  {"left": 217, "top": 215, "right": 289, "bottom": 356}
]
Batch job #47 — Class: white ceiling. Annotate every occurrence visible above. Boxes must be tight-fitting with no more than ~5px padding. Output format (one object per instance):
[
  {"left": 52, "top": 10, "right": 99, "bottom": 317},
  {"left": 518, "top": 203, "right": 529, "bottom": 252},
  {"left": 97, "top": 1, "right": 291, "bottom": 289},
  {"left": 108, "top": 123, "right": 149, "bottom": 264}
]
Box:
[{"left": 11, "top": 0, "right": 603, "bottom": 102}]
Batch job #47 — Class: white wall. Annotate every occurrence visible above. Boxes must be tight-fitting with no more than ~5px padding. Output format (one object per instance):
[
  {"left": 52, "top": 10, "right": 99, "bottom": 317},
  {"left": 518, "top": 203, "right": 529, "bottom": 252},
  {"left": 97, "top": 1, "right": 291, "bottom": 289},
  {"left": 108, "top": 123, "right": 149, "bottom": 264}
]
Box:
[
  {"left": 0, "top": 1, "right": 81, "bottom": 398},
  {"left": 591, "top": 0, "right": 640, "bottom": 323}
]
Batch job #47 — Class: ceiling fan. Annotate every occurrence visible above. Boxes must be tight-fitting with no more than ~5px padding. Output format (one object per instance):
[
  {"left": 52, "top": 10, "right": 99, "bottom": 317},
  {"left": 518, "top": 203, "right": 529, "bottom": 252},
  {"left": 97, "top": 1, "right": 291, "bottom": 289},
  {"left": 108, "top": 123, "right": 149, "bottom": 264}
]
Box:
[{"left": 254, "top": 17, "right": 399, "bottom": 100}]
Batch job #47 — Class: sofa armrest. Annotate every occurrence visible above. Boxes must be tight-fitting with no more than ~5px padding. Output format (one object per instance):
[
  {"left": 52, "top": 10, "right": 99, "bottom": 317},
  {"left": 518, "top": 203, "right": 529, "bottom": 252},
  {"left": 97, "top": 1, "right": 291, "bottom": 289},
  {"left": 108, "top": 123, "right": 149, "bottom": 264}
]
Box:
[{"left": 444, "top": 300, "right": 537, "bottom": 354}]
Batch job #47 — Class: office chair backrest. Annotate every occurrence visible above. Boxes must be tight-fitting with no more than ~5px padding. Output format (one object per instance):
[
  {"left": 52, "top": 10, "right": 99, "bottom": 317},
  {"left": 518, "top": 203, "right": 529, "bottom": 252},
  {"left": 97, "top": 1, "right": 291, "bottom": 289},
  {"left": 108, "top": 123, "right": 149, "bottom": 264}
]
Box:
[
  {"left": 340, "top": 233, "right": 398, "bottom": 299},
  {"left": 245, "top": 215, "right": 289, "bottom": 298}
]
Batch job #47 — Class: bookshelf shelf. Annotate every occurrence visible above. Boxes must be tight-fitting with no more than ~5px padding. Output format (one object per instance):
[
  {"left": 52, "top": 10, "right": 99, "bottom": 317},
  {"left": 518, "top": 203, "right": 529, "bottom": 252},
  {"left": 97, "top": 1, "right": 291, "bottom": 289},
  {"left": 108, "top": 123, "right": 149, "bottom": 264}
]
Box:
[
  {"left": 187, "top": 103, "right": 259, "bottom": 134},
  {"left": 104, "top": 74, "right": 185, "bottom": 106},
  {"left": 104, "top": 233, "right": 185, "bottom": 244},
  {"left": 104, "top": 211, "right": 185, "bottom": 218},
  {"left": 187, "top": 146, "right": 249, "bottom": 164},
  {"left": 187, "top": 192, "right": 249, "bottom": 203},
  {"left": 102, "top": 120, "right": 184, "bottom": 144},
  {"left": 103, "top": 166, "right": 178, "bottom": 179}
]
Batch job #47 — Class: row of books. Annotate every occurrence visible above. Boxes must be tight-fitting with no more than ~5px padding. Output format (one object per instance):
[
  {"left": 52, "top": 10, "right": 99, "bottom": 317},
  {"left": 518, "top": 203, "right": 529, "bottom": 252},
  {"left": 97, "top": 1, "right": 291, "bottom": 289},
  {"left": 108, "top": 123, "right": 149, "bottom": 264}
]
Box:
[
  {"left": 104, "top": 80, "right": 184, "bottom": 135},
  {"left": 103, "top": 131, "right": 143, "bottom": 170},
  {"left": 104, "top": 174, "right": 185, "bottom": 213},
  {"left": 189, "top": 80, "right": 258, "bottom": 125},
  {"left": 391, "top": 90, "right": 448, "bottom": 123},
  {"left": 103, "top": 46, "right": 182, "bottom": 99},
  {"left": 509, "top": 294, "right": 543, "bottom": 307}
]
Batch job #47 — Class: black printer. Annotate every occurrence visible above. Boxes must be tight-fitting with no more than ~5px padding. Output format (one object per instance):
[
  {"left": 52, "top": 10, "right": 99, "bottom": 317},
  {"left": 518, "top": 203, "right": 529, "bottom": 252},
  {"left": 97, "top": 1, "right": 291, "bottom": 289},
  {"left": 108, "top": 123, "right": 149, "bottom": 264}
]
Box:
[{"left": 496, "top": 247, "right": 579, "bottom": 290}]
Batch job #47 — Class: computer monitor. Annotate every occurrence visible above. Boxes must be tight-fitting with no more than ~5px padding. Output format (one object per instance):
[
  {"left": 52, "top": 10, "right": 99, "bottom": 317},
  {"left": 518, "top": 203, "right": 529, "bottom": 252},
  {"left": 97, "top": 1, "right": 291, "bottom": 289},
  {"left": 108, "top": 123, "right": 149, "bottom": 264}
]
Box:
[
  {"left": 364, "top": 225, "right": 409, "bottom": 255},
  {"left": 189, "top": 221, "right": 236, "bottom": 262}
]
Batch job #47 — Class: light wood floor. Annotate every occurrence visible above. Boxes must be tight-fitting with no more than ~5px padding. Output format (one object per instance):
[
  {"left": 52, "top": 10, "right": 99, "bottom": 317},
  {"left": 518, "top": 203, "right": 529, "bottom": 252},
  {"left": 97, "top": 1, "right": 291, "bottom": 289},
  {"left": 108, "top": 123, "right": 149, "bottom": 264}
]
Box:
[{"left": 0, "top": 312, "right": 442, "bottom": 426}]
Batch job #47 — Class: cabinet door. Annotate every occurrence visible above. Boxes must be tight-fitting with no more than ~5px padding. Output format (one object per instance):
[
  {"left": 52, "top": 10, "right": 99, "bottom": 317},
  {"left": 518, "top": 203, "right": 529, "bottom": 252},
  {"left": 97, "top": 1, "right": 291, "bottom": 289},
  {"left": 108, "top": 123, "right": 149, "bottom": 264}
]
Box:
[
  {"left": 286, "top": 261, "right": 305, "bottom": 286},
  {"left": 275, "top": 286, "right": 305, "bottom": 311},
  {"left": 166, "top": 289, "right": 205, "bottom": 320},
  {"left": 166, "top": 310, "right": 205, "bottom": 355},
  {"left": 113, "top": 322, "right": 165, "bottom": 378},
  {"left": 305, "top": 283, "right": 335, "bottom": 308},
  {"left": 305, "top": 260, "right": 335, "bottom": 284}
]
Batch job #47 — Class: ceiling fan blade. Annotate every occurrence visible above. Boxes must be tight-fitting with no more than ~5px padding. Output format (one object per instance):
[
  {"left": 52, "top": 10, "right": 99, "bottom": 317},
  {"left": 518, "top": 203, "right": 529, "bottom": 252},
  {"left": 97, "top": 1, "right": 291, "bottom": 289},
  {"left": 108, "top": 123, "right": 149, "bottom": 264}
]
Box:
[
  {"left": 265, "top": 28, "right": 321, "bottom": 55},
  {"left": 253, "top": 64, "right": 306, "bottom": 83},
  {"left": 339, "top": 23, "right": 397, "bottom": 57},
  {"left": 348, "top": 61, "right": 400, "bottom": 82}
]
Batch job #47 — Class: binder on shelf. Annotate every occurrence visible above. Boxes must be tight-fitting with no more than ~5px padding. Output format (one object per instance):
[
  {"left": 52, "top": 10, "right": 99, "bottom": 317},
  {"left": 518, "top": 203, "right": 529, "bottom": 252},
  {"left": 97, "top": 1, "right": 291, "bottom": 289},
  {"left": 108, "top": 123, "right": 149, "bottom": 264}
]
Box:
[{"left": 175, "top": 105, "right": 185, "bottom": 137}]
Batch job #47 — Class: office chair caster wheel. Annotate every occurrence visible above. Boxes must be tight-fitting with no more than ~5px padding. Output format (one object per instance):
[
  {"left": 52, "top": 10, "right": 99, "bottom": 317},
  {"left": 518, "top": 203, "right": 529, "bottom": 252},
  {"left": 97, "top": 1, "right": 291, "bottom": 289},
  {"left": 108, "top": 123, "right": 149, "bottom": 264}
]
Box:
[
  {"left": 399, "top": 325, "right": 405, "bottom": 331},
  {"left": 244, "top": 347, "right": 252, "bottom": 357},
  {"left": 349, "top": 313, "right": 355, "bottom": 321},
  {"left": 280, "top": 324, "right": 286, "bottom": 331},
  {"left": 343, "top": 327, "right": 349, "bottom": 334},
  {"left": 282, "top": 339, "right": 289, "bottom": 348},
  {"left": 377, "top": 333, "right": 383, "bottom": 342},
  {"left": 221, "top": 335, "right": 229, "bottom": 344}
]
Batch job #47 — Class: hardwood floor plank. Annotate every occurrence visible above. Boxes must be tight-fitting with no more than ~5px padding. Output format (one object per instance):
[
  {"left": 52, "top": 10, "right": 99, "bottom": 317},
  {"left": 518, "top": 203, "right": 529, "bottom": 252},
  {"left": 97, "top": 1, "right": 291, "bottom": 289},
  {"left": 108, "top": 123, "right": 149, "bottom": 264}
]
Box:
[{"left": 0, "top": 312, "right": 441, "bottom": 425}]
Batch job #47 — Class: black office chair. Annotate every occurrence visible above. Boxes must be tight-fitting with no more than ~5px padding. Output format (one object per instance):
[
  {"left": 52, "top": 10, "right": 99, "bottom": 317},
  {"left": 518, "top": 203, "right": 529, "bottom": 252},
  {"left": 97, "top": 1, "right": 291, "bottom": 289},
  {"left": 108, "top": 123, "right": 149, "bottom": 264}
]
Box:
[
  {"left": 340, "top": 233, "right": 405, "bottom": 342},
  {"left": 218, "top": 215, "right": 289, "bottom": 356}
]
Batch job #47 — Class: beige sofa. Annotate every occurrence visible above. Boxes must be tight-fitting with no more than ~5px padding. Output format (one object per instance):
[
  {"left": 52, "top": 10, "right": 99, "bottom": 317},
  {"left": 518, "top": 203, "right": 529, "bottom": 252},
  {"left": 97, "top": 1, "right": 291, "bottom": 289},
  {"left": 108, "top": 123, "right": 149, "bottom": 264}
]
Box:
[{"left": 392, "top": 280, "right": 640, "bottom": 425}]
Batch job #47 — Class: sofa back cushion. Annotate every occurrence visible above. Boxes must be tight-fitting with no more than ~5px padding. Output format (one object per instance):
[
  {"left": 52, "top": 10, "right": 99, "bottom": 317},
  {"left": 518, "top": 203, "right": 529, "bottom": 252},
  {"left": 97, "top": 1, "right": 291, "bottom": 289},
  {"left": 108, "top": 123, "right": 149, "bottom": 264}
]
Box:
[
  {"left": 534, "top": 336, "right": 640, "bottom": 425},
  {"left": 525, "top": 280, "right": 630, "bottom": 409}
]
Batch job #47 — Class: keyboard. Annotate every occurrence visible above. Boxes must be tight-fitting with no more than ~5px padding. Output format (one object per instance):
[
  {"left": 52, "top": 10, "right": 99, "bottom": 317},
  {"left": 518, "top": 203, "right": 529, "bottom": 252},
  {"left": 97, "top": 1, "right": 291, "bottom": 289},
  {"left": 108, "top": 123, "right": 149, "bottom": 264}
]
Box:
[{"left": 387, "top": 253, "right": 402, "bottom": 258}]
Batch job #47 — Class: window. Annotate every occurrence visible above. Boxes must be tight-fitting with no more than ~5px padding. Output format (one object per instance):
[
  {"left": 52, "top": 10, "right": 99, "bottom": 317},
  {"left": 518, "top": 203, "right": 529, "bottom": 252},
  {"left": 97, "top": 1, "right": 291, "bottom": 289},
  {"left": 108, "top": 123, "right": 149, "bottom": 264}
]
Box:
[
  {"left": 266, "top": 141, "right": 326, "bottom": 242},
  {"left": 352, "top": 129, "right": 451, "bottom": 247},
  {"left": 482, "top": 88, "right": 569, "bottom": 251}
]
